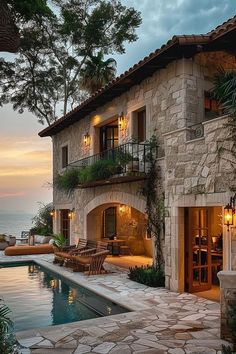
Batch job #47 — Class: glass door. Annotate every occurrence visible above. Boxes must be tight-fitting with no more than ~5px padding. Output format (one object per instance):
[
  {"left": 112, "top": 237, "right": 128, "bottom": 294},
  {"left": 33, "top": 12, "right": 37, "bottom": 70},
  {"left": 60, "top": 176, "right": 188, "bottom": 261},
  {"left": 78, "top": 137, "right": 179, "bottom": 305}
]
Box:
[
  {"left": 60, "top": 209, "right": 70, "bottom": 241},
  {"left": 185, "top": 208, "right": 212, "bottom": 293},
  {"left": 100, "top": 125, "right": 118, "bottom": 152}
]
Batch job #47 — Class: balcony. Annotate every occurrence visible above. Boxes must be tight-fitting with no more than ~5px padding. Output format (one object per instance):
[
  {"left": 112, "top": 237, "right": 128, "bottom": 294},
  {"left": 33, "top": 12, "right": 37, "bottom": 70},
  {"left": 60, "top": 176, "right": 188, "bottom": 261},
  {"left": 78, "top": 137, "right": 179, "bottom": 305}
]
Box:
[{"left": 68, "top": 142, "right": 158, "bottom": 188}]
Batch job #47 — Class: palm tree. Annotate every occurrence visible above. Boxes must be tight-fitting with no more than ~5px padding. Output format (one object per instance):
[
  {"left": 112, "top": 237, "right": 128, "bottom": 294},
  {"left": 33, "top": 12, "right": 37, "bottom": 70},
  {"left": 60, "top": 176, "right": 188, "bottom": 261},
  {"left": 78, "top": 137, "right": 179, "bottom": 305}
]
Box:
[
  {"left": 212, "top": 69, "right": 236, "bottom": 117},
  {"left": 79, "top": 51, "right": 117, "bottom": 94},
  {"left": 211, "top": 69, "right": 236, "bottom": 156}
]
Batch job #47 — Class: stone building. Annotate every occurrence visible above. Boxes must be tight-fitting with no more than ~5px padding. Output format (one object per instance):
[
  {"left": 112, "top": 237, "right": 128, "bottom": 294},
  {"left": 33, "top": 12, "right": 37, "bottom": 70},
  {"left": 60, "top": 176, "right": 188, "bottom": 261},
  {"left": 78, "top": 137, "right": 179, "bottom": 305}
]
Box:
[{"left": 39, "top": 16, "right": 236, "bottom": 295}]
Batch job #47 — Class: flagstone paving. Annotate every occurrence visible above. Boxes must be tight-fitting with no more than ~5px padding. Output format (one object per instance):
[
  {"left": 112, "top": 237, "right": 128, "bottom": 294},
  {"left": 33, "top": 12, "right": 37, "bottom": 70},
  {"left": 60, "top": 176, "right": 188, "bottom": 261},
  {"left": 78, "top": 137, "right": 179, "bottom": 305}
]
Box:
[{"left": 0, "top": 252, "right": 231, "bottom": 353}]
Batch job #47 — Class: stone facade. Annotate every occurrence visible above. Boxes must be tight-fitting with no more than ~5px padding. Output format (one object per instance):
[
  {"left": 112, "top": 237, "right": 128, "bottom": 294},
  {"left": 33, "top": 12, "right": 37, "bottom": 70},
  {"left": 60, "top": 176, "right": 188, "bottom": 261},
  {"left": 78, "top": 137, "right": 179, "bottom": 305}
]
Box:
[
  {"left": 52, "top": 53, "right": 236, "bottom": 292},
  {"left": 218, "top": 271, "right": 236, "bottom": 346}
]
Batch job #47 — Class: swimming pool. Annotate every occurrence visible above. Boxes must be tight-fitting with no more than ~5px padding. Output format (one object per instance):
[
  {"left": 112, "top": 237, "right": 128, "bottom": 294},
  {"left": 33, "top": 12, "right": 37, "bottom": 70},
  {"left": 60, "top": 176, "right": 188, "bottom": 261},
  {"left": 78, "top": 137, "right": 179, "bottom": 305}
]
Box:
[{"left": 0, "top": 262, "right": 128, "bottom": 331}]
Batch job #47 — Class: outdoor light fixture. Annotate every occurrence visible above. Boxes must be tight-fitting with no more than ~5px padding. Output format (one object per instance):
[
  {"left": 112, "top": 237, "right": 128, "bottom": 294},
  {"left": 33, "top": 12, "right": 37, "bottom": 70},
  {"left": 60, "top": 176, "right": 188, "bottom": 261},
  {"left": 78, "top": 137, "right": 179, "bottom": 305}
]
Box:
[
  {"left": 50, "top": 209, "right": 55, "bottom": 217},
  {"left": 224, "top": 193, "right": 236, "bottom": 231},
  {"left": 118, "top": 112, "right": 127, "bottom": 130},
  {"left": 84, "top": 133, "right": 90, "bottom": 146},
  {"left": 68, "top": 208, "right": 75, "bottom": 219}
]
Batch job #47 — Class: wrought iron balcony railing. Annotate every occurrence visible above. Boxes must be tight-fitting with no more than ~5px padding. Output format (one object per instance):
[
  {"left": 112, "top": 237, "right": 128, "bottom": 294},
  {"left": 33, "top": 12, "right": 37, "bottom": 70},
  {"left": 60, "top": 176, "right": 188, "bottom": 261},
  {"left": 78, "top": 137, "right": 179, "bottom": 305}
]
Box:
[{"left": 68, "top": 142, "right": 158, "bottom": 187}]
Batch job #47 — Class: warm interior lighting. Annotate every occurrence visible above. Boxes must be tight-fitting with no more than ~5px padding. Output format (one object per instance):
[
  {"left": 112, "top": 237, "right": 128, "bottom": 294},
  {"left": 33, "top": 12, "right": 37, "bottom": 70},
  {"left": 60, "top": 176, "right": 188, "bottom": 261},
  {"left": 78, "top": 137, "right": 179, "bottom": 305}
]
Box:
[
  {"left": 224, "top": 204, "right": 233, "bottom": 231},
  {"left": 84, "top": 133, "right": 90, "bottom": 146},
  {"left": 50, "top": 209, "right": 55, "bottom": 217}
]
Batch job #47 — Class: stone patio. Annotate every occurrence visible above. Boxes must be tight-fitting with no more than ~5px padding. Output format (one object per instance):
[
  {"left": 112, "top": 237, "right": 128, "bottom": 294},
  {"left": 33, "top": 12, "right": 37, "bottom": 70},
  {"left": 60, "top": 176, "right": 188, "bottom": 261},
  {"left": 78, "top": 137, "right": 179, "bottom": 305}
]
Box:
[{"left": 0, "top": 252, "right": 231, "bottom": 354}]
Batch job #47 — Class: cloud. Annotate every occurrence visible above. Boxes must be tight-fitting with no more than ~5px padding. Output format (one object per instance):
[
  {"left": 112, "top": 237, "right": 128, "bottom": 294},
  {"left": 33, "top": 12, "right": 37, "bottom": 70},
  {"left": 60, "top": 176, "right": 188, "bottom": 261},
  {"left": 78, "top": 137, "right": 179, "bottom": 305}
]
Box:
[
  {"left": 117, "top": 0, "right": 236, "bottom": 73},
  {"left": 0, "top": 192, "right": 25, "bottom": 199},
  {"left": 0, "top": 167, "right": 51, "bottom": 177}
]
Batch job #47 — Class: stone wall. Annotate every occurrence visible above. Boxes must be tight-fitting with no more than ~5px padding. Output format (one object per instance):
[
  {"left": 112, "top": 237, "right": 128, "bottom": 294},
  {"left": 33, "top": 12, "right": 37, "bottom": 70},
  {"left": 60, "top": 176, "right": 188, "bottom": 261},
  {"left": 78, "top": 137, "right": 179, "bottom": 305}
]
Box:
[
  {"left": 52, "top": 52, "right": 236, "bottom": 291},
  {"left": 218, "top": 271, "right": 236, "bottom": 347}
]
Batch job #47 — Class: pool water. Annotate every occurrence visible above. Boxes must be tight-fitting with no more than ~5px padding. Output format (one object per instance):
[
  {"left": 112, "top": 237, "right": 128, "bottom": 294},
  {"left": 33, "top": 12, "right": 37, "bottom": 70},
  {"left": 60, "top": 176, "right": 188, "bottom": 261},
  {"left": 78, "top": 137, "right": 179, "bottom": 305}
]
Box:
[{"left": 0, "top": 262, "right": 128, "bottom": 331}]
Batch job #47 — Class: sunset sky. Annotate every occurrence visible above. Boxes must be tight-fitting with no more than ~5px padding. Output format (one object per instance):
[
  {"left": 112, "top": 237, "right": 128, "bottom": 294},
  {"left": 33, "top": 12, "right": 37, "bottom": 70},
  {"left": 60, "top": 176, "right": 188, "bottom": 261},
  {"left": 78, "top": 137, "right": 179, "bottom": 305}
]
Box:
[{"left": 0, "top": 0, "right": 235, "bottom": 213}]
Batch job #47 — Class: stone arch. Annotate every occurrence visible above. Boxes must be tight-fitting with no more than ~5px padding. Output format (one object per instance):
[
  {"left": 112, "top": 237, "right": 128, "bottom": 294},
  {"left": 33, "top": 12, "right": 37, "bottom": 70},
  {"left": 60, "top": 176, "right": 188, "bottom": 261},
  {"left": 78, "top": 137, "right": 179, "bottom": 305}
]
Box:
[{"left": 84, "top": 191, "right": 146, "bottom": 237}]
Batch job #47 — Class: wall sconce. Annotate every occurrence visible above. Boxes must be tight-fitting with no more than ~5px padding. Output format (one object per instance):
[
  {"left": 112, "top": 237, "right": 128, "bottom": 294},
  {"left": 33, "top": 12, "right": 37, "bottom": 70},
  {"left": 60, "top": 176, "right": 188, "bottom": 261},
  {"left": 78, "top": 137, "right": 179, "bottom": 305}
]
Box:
[
  {"left": 118, "top": 112, "right": 127, "bottom": 130},
  {"left": 50, "top": 209, "right": 55, "bottom": 217},
  {"left": 68, "top": 208, "right": 75, "bottom": 219},
  {"left": 224, "top": 193, "right": 236, "bottom": 231},
  {"left": 84, "top": 133, "right": 90, "bottom": 146},
  {"left": 119, "top": 204, "right": 125, "bottom": 213}
]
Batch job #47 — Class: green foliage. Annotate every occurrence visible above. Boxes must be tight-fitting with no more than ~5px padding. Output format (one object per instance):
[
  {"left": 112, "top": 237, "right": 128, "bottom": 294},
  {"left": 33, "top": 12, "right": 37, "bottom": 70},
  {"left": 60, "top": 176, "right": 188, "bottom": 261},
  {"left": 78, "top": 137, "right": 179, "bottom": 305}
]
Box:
[
  {"left": 211, "top": 69, "right": 236, "bottom": 184},
  {"left": 6, "top": 0, "right": 52, "bottom": 21},
  {"left": 141, "top": 136, "right": 164, "bottom": 270},
  {"left": 78, "top": 166, "right": 92, "bottom": 183},
  {"left": 79, "top": 51, "right": 117, "bottom": 94},
  {"left": 128, "top": 265, "right": 165, "bottom": 287},
  {"left": 31, "top": 202, "right": 53, "bottom": 235},
  {"left": 52, "top": 233, "right": 67, "bottom": 250},
  {"left": 115, "top": 150, "right": 132, "bottom": 165},
  {"left": 55, "top": 158, "right": 126, "bottom": 193},
  {"left": 0, "top": 235, "right": 6, "bottom": 242},
  {"left": 0, "top": 0, "right": 141, "bottom": 125},
  {"left": 89, "top": 159, "right": 117, "bottom": 181},
  {"left": 54, "top": 169, "right": 80, "bottom": 194},
  {"left": 0, "top": 301, "right": 15, "bottom": 354}
]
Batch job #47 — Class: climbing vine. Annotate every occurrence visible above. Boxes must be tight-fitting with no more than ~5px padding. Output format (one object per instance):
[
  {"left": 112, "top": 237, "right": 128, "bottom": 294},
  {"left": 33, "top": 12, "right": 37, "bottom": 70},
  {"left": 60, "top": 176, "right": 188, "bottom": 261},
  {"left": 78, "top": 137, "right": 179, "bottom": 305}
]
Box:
[{"left": 141, "top": 136, "right": 165, "bottom": 270}]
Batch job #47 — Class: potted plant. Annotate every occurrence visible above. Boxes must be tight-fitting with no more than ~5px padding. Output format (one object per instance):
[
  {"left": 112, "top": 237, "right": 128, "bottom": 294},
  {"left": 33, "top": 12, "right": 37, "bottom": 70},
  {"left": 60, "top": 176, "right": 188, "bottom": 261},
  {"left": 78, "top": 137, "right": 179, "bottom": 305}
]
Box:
[{"left": 52, "top": 233, "right": 67, "bottom": 252}]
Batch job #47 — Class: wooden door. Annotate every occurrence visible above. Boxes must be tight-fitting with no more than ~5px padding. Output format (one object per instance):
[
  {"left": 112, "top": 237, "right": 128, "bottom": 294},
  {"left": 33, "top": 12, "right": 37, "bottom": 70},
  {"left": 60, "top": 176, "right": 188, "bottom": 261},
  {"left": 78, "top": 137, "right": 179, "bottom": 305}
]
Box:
[
  {"left": 60, "top": 209, "right": 70, "bottom": 241},
  {"left": 185, "top": 208, "right": 212, "bottom": 293}
]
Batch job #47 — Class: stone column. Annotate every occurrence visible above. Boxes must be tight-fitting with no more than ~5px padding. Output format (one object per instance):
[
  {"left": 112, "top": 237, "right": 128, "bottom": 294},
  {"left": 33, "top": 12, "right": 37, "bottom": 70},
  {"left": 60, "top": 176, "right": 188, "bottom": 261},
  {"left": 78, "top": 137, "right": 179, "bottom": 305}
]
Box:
[{"left": 218, "top": 271, "right": 236, "bottom": 346}]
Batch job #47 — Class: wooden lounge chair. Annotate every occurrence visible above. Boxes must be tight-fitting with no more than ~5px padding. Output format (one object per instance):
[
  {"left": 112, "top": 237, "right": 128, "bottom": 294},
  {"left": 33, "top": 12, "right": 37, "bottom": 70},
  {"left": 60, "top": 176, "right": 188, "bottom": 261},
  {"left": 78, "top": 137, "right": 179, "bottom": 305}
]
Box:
[
  {"left": 56, "top": 240, "right": 108, "bottom": 268},
  {"left": 54, "top": 238, "right": 87, "bottom": 265},
  {"left": 79, "top": 241, "right": 108, "bottom": 256},
  {"left": 71, "top": 250, "right": 109, "bottom": 275}
]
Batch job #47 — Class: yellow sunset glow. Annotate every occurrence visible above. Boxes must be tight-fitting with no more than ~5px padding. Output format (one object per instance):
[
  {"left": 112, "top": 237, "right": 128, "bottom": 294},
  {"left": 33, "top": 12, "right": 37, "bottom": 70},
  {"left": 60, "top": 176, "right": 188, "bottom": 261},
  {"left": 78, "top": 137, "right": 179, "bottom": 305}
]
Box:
[{"left": 0, "top": 106, "right": 52, "bottom": 212}]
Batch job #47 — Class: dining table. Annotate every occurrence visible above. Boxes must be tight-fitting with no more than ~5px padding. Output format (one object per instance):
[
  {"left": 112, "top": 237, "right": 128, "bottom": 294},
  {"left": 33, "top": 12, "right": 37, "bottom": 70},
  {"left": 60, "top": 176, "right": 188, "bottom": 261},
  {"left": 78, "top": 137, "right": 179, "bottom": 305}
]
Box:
[{"left": 105, "top": 239, "right": 126, "bottom": 256}]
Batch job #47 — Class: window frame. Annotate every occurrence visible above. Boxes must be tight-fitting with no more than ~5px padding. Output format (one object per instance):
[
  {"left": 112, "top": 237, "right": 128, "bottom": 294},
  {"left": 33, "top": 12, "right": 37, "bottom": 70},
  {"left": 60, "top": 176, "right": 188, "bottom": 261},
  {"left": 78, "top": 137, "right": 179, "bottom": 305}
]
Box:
[{"left": 61, "top": 145, "right": 69, "bottom": 169}]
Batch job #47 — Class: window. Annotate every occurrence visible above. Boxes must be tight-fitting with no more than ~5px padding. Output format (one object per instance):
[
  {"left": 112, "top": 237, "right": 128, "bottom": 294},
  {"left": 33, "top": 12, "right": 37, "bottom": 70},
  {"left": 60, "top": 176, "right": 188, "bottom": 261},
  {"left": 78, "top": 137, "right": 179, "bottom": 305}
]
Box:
[
  {"left": 204, "top": 92, "right": 222, "bottom": 120},
  {"left": 103, "top": 207, "right": 117, "bottom": 239},
  {"left": 100, "top": 120, "right": 118, "bottom": 152},
  {"left": 61, "top": 145, "right": 68, "bottom": 168},
  {"left": 133, "top": 108, "right": 146, "bottom": 142}
]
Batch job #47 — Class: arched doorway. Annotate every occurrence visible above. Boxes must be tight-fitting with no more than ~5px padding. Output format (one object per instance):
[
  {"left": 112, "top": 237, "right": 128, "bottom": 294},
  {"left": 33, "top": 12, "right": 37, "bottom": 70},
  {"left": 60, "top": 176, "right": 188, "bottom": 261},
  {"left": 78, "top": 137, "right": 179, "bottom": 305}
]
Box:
[{"left": 86, "top": 202, "right": 153, "bottom": 267}]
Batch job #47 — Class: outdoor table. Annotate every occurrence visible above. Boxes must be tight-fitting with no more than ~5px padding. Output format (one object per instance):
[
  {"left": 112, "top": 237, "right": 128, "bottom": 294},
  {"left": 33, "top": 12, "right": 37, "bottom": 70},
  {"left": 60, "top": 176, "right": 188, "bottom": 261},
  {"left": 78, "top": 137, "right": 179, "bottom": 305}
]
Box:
[{"left": 106, "top": 239, "right": 126, "bottom": 256}]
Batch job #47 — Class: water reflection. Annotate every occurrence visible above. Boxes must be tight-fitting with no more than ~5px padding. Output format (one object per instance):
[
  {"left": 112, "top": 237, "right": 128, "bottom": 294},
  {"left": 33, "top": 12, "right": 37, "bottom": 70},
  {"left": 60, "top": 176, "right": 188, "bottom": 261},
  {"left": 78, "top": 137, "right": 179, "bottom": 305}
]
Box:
[{"left": 0, "top": 263, "right": 128, "bottom": 331}]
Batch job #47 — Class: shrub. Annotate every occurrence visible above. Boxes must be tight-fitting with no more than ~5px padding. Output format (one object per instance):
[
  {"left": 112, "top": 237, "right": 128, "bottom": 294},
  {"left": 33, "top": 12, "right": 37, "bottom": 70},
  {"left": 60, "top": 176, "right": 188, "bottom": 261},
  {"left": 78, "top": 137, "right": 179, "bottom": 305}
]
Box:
[
  {"left": 89, "top": 159, "right": 117, "bottom": 181},
  {"left": 128, "top": 265, "right": 165, "bottom": 287},
  {"left": 54, "top": 169, "right": 80, "bottom": 194},
  {"left": 0, "top": 300, "right": 15, "bottom": 354},
  {"left": 31, "top": 203, "right": 53, "bottom": 236},
  {"left": 78, "top": 166, "right": 92, "bottom": 183}
]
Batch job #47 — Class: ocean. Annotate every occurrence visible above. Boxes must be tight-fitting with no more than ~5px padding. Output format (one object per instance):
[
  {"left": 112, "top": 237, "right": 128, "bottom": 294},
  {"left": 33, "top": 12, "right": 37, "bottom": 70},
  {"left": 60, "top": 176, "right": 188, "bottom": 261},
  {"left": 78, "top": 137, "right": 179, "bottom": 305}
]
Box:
[{"left": 0, "top": 213, "right": 34, "bottom": 237}]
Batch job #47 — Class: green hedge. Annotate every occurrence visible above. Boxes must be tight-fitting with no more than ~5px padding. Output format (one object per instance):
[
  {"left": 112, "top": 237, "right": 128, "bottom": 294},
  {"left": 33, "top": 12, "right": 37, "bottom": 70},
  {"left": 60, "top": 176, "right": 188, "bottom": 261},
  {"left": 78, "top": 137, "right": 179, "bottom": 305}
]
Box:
[{"left": 128, "top": 265, "right": 165, "bottom": 287}]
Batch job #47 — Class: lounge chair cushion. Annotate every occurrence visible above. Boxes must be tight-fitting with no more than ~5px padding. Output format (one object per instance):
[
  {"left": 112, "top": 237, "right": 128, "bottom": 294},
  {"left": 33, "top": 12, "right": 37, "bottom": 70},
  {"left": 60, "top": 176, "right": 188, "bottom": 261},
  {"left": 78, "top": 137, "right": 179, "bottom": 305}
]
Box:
[{"left": 5, "top": 244, "right": 53, "bottom": 256}]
